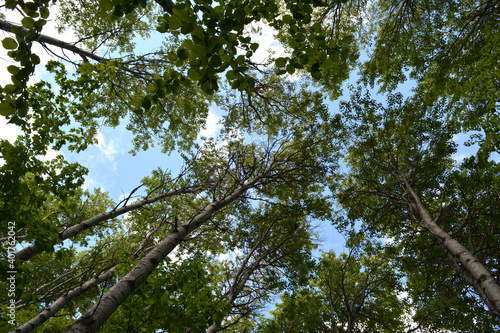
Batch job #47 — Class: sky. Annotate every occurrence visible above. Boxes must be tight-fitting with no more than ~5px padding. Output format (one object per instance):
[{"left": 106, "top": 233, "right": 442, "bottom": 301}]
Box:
[{"left": 0, "top": 4, "right": 485, "bottom": 258}]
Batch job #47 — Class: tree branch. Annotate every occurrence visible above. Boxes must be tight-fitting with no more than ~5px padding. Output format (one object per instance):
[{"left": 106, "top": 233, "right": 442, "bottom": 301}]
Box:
[
  {"left": 0, "top": 19, "right": 107, "bottom": 62},
  {"left": 15, "top": 185, "right": 205, "bottom": 261}
]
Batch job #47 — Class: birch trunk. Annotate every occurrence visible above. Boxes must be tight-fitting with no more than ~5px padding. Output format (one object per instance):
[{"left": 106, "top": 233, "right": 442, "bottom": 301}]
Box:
[
  {"left": 12, "top": 267, "right": 117, "bottom": 333},
  {"left": 0, "top": 20, "right": 106, "bottom": 62},
  {"left": 402, "top": 175, "right": 500, "bottom": 318},
  {"left": 64, "top": 177, "right": 261, "bottom": 333}
]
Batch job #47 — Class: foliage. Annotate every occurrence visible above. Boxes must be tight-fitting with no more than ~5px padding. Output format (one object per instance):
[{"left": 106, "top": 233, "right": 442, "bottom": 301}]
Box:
[
  {"left": 258, "top": 236, "right": 407, "bottom": 333},
  {"left": 363, "top": 0, "right": 500, "bottom": 153},
  {"left": 1, "top": 0, "right": 499, "bottom": 331}
]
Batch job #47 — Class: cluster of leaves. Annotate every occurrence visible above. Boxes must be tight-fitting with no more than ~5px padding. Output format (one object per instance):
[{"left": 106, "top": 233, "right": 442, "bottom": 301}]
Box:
[
  {"left": 84, "top": 0, "right": 358, "bottom": 105},
  {"left": 333, "top": 87, "right": 500, "bottom": 329},
  {"left": 101, "top": 257, "right": 230, "bottom": 332},
  {"left": 259, "top": 237, "right": 407, "bottom": 332},
  {"left": 363, "top": 0, "right": 500, "bottom": 153},
  {"left": 1, "top": 0, "right": 50, "bottom": 120}
]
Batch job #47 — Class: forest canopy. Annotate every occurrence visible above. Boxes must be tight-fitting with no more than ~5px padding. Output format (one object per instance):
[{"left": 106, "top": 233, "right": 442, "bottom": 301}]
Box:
[{"left": 0, "top": 0, "right": 499, "bottom": 332}]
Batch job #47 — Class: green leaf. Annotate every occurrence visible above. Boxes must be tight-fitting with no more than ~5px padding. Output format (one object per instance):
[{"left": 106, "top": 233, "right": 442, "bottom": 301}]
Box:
[
  {"left": 173, "top": 7, "right": 190, "bottom": 22},
  {"left": 11, "top": 25, "right": 24, "bottom": 41},
  {"left": 169, "top": 16, "right": 182, "bottom": 30},
  {"left": 0, "top": 102, "right": 16, "bottom": 116},
  {"left": 188, "top": 68, "right": 203, "bottom": 81},
  {"left": 341, "top": 35, "right": 354, "bottom": 44},
  {"left": 39, "top": 6, "right": 50, "bottom": 19},
  {"left": 157, "top": 22, "right": 168, "bottom": 33},
  {"left": 131, "top": 97, "right": 142, "bottom": 107},
  {"left": 233, "top": 8, "right": 246, "bottom": 20},
  {"left": 21, "top": 17, "right": 36, "bottom": 29},
  {"left": 177, "top": 48, "right": 189, "bottom": 60},
  {"left": 99, "top": 0, "right": 114, "bottom": 11},
  {"left": 322, "top": 58, "right": 334, "bottom": 70},
  {"left": 237, "top": 80, "right": 247, "bottom": 91},
  {"left": 181, "top": 22, "right": 194, "bottom": 34},
  {"left": 7, "top": 65, "right": 19, "bottom": 75},
  {"left": 190, "top": 45, "right": 206, "bottom": 58},
  {"left": 282, "top": 15, "right": 294, "bottom": 24},
  {"left": 275, "top": 57, "right": 287, "bottom": 68},
  {"left": 2, "top": 37, "right": 18, "bottom": 50},
  {"left": 225, "top": 70, "right": 237, "bottom": 81},
  {"left": 31, "top": 53, "right": 41, "bottom": 65},
  {"left": 3, "top": 84, "right": 18, "bottom": 93},
  {"left": 167, "top": 52, "right": 177, "bottom": 61}
]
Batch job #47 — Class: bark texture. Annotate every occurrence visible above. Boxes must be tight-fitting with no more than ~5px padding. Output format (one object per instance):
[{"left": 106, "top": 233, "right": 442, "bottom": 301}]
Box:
[
  {"left": 154, "top": 0, "right": 174, "bottom": 14},
  {"left": 12, "top": 267, "right": 117, "bottom": 333}
]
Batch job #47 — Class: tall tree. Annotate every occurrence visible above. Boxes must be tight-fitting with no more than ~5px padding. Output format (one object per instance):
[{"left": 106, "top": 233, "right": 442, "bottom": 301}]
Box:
[
  {"left": 335, "top": 88, "right": 500, "bottom": 330},
  {"left": 0, "top": 0, "right": 353, "bottom": 260},
  {"left": 1, "top": 74, "right": 341, "bottom": 332},
  {"left": 258, "top": 235, "right": 407, "bottom": 333}
]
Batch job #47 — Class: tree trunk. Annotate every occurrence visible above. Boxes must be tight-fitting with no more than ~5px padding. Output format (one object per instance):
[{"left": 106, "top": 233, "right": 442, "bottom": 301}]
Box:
[
  {"left": 12, "top": 267, "right": 117, "bottom": 333},
  {"left": 402, "top": 174, "right": 500, "bottom": 318},
  {"left": 64, "top": 177, "right": 261, "bottom": 333}
]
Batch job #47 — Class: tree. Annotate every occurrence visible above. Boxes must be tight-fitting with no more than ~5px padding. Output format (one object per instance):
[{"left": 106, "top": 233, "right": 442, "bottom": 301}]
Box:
[
  {"left": 2, "top": 0, "right": 500, "bottom": 331},
  {"left": 204, "top": 203, "right": 318, "bottom": 333},
  {"left": 335, "top": 88, "right": 500, "bottom": 330},
  {"left": 258, "top": 235, "right": 407, "bottom": 333},
  {"left": 0, "top": 0, "right": 354, "bottom": 264},
  {"left": 1, "top": 70, "right": 341, "bottom": 331}
]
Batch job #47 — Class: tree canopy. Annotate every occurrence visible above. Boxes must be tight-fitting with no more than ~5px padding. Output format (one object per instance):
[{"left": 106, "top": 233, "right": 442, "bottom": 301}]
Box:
[{"left": 1, "top": 0, "right": 499, "bottom": 332}]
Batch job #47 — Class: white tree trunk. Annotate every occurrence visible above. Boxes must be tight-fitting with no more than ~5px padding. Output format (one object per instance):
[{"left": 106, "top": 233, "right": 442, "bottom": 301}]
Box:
[
  {"left": 64, "top": 177, "right": 261, "bottom": 333},
  {"left": 12, "top": 267, "right": 117, "bottom": 333},
  {"left": 402, "top": 175, "right": 500, "bottom": 318}
]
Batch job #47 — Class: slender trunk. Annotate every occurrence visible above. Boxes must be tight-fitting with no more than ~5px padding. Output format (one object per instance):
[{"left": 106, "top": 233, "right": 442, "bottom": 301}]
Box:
[
  {"left": 16, "top": 186, "right": 203, "bottom": 261},
  {"left": 13, "top": 220, "right": 161, "bottom": 333},
  {"left": 205, "top": 217, "right": 281, "bottom": 333},
  {"left": 0, "top": 20, "right": 106, "bottom": 62},
  {"left": 64, "top": 177, "right": 261, "bottom": 333},
  {"left": 328, "top": 296, "right": 341, "bottom": 333},
  {"left": 402, "top": 174, "right": 500, "bottom": 318},
  {"left": 439, "top": 242, "right": 499, "bottom": 315},
  {"left": 12, "top": 267, "right": 117, "bottom": 333}
]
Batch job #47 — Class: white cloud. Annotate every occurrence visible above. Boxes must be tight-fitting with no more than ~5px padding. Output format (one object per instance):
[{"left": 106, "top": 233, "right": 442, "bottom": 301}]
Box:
[
  {"left": 453, "top": 153, "right": 470, "bottom": 163},
  {"left": 218, "top": 247, "right": 243, "bottom": 264},
  {"left": 249, "top": 23, "right": 288, "bottom": 65},
  {"left": 168, "top": 246, "right": 189, "bottom": 262},
  {"left": 0, "top": 116, "right": 20, "bottom": 143},
  {"left": 39, "top": 146, "right": 62, "bottom": 162},
  {"left": 200, "top": 109, "right": 222, "bottom": 138},
  {"left": 95, "top": 132, "right": 118, "bottom": 161},
  {"left": 82, "top": 176, "right": 98, "bottom": 192}
]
